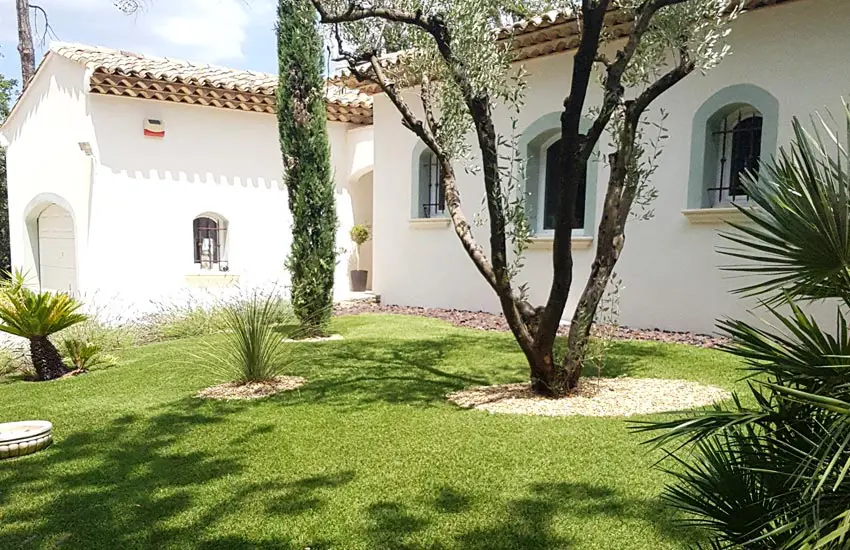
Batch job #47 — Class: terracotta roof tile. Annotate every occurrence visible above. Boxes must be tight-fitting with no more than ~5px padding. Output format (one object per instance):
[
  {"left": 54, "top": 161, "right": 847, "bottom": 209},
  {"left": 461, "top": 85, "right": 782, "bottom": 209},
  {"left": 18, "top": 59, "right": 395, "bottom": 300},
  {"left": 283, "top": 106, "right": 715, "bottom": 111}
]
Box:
[{"left": 51, "top": 42, "right": 373, "bottom": 124}]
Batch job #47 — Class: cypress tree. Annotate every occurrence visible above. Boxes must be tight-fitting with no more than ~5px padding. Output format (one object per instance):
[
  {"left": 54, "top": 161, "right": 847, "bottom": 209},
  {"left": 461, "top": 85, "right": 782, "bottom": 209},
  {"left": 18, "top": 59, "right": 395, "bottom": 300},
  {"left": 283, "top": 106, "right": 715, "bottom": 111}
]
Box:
[{"left": 276, "top": 0, "right": 337, "bottom": 336}]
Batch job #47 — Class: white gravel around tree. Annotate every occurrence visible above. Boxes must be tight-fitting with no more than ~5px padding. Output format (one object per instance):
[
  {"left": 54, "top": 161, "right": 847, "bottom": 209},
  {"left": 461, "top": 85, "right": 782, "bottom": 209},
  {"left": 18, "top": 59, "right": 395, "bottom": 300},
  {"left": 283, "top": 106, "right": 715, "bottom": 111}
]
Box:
[
  {"left": 196, "top": 376, "right": 306, "bottom": 401},
  {"left": 447, "top": 378, "right": 730, "bottom": 417}
]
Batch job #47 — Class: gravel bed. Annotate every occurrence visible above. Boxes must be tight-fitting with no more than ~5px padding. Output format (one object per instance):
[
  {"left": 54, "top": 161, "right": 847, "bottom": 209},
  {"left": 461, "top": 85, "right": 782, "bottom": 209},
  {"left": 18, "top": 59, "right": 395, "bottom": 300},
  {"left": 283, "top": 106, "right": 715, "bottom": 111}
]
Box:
[
  {"left": 196, "top": 376, "right": 306, "bottom": 401},
  {"left": 282, "top": 334, "right": 344, "bottom": 343},
  {"left": 447, "top": 378, "right": 730, "bottom": 417},
  {"left": 336, "top": 302, "right": 728, "bottom": 348}
]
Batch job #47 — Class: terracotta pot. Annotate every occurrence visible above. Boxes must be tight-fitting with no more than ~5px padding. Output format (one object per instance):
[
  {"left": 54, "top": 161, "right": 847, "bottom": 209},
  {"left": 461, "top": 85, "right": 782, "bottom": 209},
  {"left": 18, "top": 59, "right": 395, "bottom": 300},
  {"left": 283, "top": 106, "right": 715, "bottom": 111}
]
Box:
[{"left": 350, "top": 270, "right": 368, "bottom": 292}]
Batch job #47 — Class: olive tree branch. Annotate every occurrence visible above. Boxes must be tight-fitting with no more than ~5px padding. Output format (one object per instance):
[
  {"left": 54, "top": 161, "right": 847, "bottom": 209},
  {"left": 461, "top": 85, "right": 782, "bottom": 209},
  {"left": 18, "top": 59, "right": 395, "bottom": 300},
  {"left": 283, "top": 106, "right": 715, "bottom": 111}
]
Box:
[
  {"left": 315, "top": 0, "right": 537, "bottom": 341},
  {"left": 331, "top": 29, "right": 506, "bottom": 297},
  {"left": 583, "top": 0, "right": 692, "bottom": 157}
]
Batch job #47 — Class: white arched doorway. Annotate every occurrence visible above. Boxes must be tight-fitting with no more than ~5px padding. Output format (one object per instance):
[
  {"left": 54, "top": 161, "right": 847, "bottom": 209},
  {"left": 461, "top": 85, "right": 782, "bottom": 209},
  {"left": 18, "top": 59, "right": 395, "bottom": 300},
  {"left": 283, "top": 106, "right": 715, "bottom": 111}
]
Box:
[
  {"left": 33, "top": 203, "right": 78, "bottom": 294},
  {"left": 349, "top": 171, "right": 373, "bottom": 291}
]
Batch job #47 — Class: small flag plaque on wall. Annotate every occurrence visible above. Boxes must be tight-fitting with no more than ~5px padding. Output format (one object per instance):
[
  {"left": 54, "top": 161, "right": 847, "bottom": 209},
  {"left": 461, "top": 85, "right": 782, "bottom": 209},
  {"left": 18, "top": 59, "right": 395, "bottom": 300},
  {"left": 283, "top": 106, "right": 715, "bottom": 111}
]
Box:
[{"left": 144, "top": 118, "right": 165, "bottom": 138}]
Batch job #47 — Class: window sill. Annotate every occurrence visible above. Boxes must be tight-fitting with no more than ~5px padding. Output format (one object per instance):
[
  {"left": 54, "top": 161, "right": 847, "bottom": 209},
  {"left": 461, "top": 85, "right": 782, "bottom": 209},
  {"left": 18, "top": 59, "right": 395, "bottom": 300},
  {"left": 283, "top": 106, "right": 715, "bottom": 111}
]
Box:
[
  {"left": 409, "top": 218, "right": 451, "bottom": 229},
  {"left": 528, "top": 235, "right": 593, "bottom": 250},
  {"left": 682, "top": 207, "right": 751, "bottom": 224},
  {"left": 185, "top": 273, "right": 241, "bottom": 287}
]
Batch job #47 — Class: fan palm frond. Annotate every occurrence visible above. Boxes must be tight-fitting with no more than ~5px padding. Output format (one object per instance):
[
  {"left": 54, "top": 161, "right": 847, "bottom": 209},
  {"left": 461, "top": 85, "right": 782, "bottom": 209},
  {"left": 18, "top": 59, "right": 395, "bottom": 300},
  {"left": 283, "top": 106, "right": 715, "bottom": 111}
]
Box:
[
  {"left": 0, "top": 287, "right": 86, "bottom": 339},
  {"left": 720, "top": 102, "right": 850, "bottom": 306},
  {"left": 639, "top": 101, "right": 850, "bottom": 549}
]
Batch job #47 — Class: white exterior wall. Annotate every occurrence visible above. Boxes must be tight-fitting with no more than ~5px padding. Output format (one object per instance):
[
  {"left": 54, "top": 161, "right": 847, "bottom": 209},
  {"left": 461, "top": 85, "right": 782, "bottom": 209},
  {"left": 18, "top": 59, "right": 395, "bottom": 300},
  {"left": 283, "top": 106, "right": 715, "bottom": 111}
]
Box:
[
  {"left": 3, "top": 55, "right": 93, "bottom": 291},
  {"left": 345, "top": 125, "right": 375, "bottom": 288},
  {"left": 86, "top": 97, "right": 363, "bottom": 308},
  {"left": 85, "top": 94, "right": 292, "bottom": 304},
  {"left": 4, "top": 57, "right": 370, "bottom": 313},
  {"left": 372, "top": 0, "right": 849, "bottom": 333}
]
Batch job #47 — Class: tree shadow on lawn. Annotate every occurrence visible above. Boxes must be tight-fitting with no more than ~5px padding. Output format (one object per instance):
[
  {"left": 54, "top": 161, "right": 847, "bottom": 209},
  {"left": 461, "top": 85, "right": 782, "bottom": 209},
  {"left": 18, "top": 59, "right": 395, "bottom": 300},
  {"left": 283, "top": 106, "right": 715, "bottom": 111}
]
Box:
[
  {"left": 464, "top": 480, "right": 703, "bottom": 549},
  {"left": 0, "top": 396, "right": 700, "bottom": 549},
  {"left": 282, "top": 330, "right": 675, "bottom": 410},
  {"left": 0, "top": 398, "right": 355, "bottom": 549},
  {"left": 587, "top": 341, "right": 679, "bottom": 379},
  {"left": 283, "top": 334, "right": 521, "bottom": 409},
  {"left": 358, "top": 481, "right": 701, "bottom": 549}
]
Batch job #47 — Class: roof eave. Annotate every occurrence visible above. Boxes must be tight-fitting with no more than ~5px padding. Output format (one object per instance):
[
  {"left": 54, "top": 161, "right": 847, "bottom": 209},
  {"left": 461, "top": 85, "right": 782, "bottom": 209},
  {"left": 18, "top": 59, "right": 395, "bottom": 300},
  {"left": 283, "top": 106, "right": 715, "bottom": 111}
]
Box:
[{"left": 0, "top": 51, "right": 60, "bottom": 138}]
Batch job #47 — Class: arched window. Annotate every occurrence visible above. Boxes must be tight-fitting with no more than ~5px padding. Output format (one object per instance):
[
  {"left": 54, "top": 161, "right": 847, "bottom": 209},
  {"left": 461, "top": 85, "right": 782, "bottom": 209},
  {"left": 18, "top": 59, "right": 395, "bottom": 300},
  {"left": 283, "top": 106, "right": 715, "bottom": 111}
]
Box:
[
  {"left": 193, "top": 214, "right": 228, "bottom": 270},
  {"left": 541, "top": 137, "right": 587, "bottom": 231},
  {"left": 520, "top": 113, "right": 597, "bottom": 237},
  {"left": 707, "top": 106, "right": 763, "bottom": 206},
  {"left": 418, "top": 149, "right": 445, "bottom": 218},
  {"left": 687, "top": 84, "right": 779, "bottom": 210}
]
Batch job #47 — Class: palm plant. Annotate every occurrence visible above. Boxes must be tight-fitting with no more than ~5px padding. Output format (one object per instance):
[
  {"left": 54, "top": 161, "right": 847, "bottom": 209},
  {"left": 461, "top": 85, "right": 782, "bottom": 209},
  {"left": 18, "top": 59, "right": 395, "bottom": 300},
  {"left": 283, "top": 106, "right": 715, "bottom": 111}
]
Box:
[
  {"left": 0, "top": 273, "right": 86, "bottom": 380},
  {"left": 635, "top": 103, "right": 850, "bottom": 548},
  {"left": 719, "top": 105, "right": 850, "bottom": 305},
  {"left": 61, "top": 338, "right": 113, "bottom": 371}
]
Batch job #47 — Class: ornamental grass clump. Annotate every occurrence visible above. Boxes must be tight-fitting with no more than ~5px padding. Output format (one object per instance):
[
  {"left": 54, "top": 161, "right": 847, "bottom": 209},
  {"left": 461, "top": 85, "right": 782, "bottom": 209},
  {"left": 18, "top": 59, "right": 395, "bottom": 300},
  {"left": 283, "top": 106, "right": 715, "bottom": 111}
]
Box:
[
  {"left": 143, "top": 293, "right": 231, "bottom": 343},
  {"left": 56, "top": 293, "right": 143, "bottom": 351},
  {"left": 215, "top": 290, "right": 296, "bottom": 383}
]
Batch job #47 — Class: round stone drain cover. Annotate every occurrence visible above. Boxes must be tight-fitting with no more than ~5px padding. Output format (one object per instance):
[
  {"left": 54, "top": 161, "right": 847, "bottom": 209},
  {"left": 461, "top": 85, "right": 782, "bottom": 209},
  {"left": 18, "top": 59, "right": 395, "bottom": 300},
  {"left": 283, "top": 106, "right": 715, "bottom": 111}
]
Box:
[{"left": 0, "top": 420, "right": 53, "bottom": 460}]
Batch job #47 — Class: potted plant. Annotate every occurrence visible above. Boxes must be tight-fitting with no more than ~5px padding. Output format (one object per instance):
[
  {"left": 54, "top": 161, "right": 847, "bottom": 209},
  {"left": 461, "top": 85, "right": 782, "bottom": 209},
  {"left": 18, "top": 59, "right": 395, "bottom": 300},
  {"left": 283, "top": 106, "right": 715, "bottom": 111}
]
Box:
[{"left": 349, "top": 224, "right": 371, "bottom": 292}]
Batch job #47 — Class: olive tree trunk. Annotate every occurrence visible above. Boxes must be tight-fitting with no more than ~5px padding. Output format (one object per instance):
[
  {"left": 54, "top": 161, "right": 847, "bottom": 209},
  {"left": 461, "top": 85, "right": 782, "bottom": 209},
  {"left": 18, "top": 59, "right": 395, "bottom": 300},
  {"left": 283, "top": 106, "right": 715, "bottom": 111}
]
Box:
[
  {"left": 308, "top": 0, "right": 703, "bottom": 398},
  {"left": 561, "top": 70, "right": 695, "bottom": 387},
  {"left": 563, "top": 199, "right": 626, "bottom": 387}
]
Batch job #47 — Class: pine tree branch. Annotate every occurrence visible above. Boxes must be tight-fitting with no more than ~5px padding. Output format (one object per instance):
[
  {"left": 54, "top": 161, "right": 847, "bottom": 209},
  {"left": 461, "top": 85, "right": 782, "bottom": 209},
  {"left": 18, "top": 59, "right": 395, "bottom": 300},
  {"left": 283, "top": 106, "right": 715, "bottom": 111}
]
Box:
[{"left": 29, "top": 4, "right": 58, "bottom": 46}]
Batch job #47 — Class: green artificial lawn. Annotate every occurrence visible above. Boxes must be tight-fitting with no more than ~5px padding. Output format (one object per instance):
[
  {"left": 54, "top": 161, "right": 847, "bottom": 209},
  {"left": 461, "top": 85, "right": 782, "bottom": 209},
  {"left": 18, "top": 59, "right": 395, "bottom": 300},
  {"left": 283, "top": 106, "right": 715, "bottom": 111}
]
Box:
[{"left": 0, "top": 314, "right": 746, "bottom": 549}]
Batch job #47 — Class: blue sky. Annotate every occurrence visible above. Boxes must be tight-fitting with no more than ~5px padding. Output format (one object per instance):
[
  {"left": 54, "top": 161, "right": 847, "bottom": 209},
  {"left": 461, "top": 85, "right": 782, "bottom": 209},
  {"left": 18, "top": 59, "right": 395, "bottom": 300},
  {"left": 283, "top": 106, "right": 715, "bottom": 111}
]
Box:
[{"left": 0, "top": 0, "right": 280, "bottom": 89}]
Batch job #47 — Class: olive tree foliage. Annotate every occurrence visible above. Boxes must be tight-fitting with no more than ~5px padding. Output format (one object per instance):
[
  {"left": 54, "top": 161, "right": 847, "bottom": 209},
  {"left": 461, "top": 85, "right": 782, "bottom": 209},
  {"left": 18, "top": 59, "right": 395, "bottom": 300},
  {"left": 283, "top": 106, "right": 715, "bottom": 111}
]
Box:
[{"left": 310, "top": 0, "right": 741, "bottom": 396}]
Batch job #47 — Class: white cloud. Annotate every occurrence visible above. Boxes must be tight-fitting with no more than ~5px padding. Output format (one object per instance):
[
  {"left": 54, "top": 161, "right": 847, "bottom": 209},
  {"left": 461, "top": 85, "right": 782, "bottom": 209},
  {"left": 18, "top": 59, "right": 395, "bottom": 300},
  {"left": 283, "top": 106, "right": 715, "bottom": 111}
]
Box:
[
  {"left": 0, "top": 0, "right": 277, "bottom": 64},
  {"left": 152, "top": 0, "right": 258, "bottom": 62}
]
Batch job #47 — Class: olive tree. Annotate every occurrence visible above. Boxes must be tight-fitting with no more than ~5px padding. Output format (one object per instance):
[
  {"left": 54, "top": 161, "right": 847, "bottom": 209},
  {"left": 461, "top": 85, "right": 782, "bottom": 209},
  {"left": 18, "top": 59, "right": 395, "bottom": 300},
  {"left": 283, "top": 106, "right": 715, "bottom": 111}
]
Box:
[{"left": 309, "top": 0, "right": 742, "bottom": 396}]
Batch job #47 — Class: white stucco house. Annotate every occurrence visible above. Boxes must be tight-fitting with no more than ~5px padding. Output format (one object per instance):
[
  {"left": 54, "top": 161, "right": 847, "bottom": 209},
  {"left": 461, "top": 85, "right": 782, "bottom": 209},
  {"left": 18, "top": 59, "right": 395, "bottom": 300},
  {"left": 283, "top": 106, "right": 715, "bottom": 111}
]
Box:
[
  {"left": 0, "top": 43, "right": 375, "bottom": 312},
  {"left": 0, "top": 0, "right": 844, "bottom": 332}
]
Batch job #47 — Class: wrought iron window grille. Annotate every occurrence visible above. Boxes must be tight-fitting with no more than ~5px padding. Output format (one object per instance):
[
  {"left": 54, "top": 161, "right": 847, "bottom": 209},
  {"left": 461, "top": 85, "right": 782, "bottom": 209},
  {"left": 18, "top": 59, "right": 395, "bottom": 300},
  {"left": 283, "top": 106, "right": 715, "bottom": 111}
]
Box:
[
  {"left": 708, "top": 108, "right": 763, "bottom": 207},
  {"left": 421, "top": 152, "right": 446, "bottom": 218},
  {"left": 193, "top": 216, "right": 228, "bottom": 271}
]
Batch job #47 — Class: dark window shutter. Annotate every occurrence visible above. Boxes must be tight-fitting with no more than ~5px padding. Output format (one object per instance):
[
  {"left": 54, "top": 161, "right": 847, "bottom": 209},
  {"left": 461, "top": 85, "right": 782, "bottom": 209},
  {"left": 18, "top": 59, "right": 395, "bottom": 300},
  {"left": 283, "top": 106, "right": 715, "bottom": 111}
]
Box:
[
  {"left": 730, "top": 116, "right": 763, "bottom": 196},
  {"left": 193, "top": 218, "right": 201, "bottom": 263},
  {"left": 544, "top": 139, "right": 587, "bottom": 231}
]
